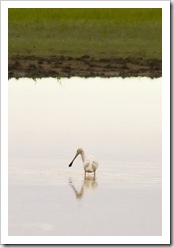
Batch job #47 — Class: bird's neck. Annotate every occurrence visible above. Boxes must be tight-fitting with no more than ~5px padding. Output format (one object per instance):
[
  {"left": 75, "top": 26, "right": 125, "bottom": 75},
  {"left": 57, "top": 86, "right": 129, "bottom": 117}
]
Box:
[{"left": 80, "top": 151, "right": 85, "bottom": 162}]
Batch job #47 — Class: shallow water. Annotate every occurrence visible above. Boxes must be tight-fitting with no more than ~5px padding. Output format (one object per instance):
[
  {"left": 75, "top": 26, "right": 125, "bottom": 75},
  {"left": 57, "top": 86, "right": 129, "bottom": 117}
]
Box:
[{"left": 8, "top": 77, "right": 162, "bottom": 236}]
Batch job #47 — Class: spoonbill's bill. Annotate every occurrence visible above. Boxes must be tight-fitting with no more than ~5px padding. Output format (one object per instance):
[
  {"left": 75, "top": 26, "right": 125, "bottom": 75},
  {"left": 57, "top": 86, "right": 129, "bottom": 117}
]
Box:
[{"left": 68, "top": 148, "right": 98, "bottom": 175}]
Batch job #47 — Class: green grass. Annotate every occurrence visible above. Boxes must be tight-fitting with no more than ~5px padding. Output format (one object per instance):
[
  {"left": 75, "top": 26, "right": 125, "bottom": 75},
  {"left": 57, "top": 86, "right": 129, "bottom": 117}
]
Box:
[{"left": 8, "top": 8, "right": 162, "bottom": 59}]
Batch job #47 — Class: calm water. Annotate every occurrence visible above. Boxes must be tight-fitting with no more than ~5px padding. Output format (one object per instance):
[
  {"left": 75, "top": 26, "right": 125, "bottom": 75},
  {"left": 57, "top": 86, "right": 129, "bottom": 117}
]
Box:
[{"left": 8, "top": 77, "right": 162, "bottom": 236}]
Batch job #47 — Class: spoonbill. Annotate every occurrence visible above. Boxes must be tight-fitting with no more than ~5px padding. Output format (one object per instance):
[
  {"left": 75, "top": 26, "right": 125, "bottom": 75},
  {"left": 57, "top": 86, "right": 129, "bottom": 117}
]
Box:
[{"left": 68, "top": 148, "right": 98, "bottom": 175}]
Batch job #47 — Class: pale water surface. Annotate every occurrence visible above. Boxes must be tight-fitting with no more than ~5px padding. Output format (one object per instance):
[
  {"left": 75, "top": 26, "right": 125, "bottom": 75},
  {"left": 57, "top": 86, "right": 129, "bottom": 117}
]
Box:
[{"left": 8, "top": 77, "right": 162, "bottom": 236}]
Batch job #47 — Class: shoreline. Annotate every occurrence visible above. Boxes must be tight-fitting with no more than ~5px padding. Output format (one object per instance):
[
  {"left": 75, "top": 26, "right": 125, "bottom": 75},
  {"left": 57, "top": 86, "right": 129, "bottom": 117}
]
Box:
[{"left": 8, "top": 55, "right": 162, "bottom": 79}]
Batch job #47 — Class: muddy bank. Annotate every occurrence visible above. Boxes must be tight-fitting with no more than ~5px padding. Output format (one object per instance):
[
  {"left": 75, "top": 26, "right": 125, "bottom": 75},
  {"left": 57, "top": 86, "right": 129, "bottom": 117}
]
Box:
[{"left": 8, "top": 55, "right": 162, "bottom": 79}]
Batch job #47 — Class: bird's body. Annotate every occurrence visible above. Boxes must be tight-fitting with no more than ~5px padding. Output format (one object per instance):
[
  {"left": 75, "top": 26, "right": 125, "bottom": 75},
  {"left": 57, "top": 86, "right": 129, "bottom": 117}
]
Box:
[
  {"left": 83, "top": 156, "right": 98, "bottom": 173},
  {"left": 69, "top": 148, "right": 98, "bottom": 175}
]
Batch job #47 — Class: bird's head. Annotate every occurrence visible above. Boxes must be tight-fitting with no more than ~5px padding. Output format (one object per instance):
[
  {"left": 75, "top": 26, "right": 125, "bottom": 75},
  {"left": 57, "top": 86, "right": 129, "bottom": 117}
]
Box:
[
  {"left": 68, "top": 148, "right": 84, "bottom": 167},
  {"left": 76, "top": 148, "right": 84, "bottom": 155}
]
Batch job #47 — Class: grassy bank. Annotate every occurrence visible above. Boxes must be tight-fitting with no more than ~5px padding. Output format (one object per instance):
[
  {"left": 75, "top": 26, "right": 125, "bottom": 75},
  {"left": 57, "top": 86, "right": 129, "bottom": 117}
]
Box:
[{"left": 8, "top": 8, "right": 162, "bottom": 60}]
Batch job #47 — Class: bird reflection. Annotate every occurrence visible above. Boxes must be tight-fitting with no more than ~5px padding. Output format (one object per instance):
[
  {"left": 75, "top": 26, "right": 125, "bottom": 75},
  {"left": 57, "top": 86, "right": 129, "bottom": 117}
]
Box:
[{"left": 69, "top": 175, "right": 98, "bottom": 200}]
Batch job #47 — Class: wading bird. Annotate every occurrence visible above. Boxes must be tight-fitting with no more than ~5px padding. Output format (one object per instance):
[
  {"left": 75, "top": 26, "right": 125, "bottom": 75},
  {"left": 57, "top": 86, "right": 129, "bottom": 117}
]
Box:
[{"left": 68, "top": 148, "right": 98, "bottom": 176}]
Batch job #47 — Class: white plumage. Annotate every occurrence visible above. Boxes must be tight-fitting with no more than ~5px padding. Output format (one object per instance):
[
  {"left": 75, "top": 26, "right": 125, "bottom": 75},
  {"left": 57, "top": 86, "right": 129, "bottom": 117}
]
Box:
[{"left": 68, "top": 148, "right": 98, "bottom": 175}]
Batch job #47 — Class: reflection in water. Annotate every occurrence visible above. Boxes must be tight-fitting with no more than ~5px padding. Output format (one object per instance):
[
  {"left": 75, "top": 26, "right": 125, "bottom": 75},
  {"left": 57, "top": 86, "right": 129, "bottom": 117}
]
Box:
[
  {"left": 69, "top": 175, "right": 98, "bottom": 200},
  {"left": 8, "top": 77, "right": 162, "bottom": 236}
]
